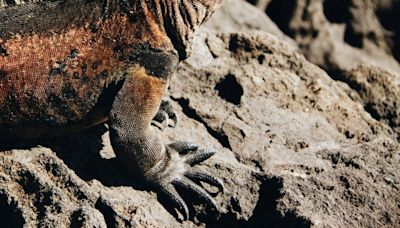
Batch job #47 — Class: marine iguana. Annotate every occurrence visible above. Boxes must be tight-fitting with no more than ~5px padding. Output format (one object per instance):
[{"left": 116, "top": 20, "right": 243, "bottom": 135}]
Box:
[{"left": 0, "top": 0, "right": 223, "bottom": 219}]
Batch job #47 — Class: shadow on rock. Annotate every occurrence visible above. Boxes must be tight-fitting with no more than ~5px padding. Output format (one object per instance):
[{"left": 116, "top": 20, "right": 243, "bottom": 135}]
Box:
[
  {"left": 208, "top": 176, "right": 311, "bottom": 228},
  {"left": 0, "top": 193, "right": 25, "bottom": 228},
  {"left": 0, "top": 124, "right": 145, "bottom": 190},
  {"left": 44, "top": 125, "right": 147, "bottom": 190}
]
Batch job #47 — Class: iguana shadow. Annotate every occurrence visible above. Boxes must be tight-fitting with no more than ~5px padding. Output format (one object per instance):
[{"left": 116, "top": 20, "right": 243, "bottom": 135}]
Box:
[
  {"left": 0, "top": 124, "right": 218, "bottom": 221},
  {"left": 47, "top": 124, "right": 148, "bottom": 189},
  {"left": 0, "top": 124, "right": 143, "bottom": 189}
]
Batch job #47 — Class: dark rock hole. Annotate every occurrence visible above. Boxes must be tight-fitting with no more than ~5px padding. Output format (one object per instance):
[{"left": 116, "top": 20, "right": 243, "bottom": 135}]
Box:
[
  {"left": 0, "top": 194, "right": 25, "bottom": 228},
  {"left": 323, "top": 0, "right": 352, "bottom": 23},
  {"left": 344, "top": 26, "right": 363, "bottom": 49},
  {"left": 375, "top": 2, "right": 400, "bottom": 63},
  {"left": 215, "top": 74, "right": 243, "bottom": 105},
  {"left": 70, "top": 209, "right": 86, "bottom": 228},
  {"left": 375, "top": 3, "right": 398, "bottom": 31},
  {"left": 265, "top": 0, "right": 296, "bottom": 35},
  {"left": 322, "top": 0, "right": 367, "bottom": 49},
  {"left": 258, "top": 55, "right": 266, "bottom": 64}
]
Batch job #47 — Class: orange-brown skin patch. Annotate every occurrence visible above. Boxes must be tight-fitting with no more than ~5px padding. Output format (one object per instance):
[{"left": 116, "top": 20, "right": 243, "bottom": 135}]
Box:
[
  {"left": 127, "top": 66, "right": 167, "bottom": 121},
  {"left": 0, "top": 8, "right": 174, "bottom": 140}
]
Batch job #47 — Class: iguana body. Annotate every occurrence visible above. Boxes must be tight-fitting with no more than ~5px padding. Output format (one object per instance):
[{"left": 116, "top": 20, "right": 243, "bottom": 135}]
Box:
[{"left": 0, "top": 0, "right": 222, "bottom": 219}]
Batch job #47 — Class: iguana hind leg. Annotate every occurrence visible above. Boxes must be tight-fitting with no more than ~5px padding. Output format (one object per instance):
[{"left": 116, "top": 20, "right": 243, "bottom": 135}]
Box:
[{"left": 108, "top": 66, "right": 223, "bottom": 220}]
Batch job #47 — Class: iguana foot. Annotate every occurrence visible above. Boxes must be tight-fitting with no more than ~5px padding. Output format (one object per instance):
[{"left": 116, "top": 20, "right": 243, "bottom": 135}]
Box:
[
  {"left": 144, "top": 141, "right": 224, "bottom": 220},
  {"left": 152, "top": 99, "right": 178, "bottom": 129}
]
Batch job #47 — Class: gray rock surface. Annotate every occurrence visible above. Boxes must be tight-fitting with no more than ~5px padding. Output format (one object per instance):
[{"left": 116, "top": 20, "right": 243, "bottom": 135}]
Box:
[
  {"left": 1, "top": 1, "right": 399, "bottom": 227},
  {"left": 248, "top": 0, "right": 400, "bottom": 139}
]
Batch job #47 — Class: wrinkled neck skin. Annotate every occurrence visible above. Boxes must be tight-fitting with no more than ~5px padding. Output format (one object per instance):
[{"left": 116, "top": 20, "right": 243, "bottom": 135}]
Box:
[{"left": 146, "top": 0, "right": 222, "bottom": 60}]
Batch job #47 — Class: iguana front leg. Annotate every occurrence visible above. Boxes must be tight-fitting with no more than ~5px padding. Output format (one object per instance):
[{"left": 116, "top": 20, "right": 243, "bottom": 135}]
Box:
[{"left": 108, "top": 66, "right": 223, "bottom": 219}]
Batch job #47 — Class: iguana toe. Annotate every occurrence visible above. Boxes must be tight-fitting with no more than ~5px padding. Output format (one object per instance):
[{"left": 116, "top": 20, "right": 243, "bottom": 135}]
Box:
[
  {"left": 159, "top": 182, "right": 190, "bottom": 220},
  {"left": 145, "top": 142, "right": 223, "bottom": 220},
  {"left": 184, "top": 170, "right": 224, "bottom": 193},
  {"left": 153, "top": 99, "right": 178, "bottom": 129},
  {"left": 185, "top": 148, "right": 217, "bottom": 165},
  {"left": 169, "top": 141, "right": 199, "bottom": 153},
  {"left": 173, "top": 176, "right": 220, "bottom": 212}
]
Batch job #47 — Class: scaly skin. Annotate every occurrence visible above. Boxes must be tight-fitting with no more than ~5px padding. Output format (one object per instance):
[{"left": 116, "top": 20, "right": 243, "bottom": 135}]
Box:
[{"left": 0, "top": 0, "right": 223, "bottom": 219}]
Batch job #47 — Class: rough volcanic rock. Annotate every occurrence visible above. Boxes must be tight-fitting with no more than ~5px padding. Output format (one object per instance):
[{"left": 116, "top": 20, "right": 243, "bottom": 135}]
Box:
[
  {"left": 168, "top": 27, "right": 399, "bottom": 227},
  {"left": 205, "top": 0, "right": 297, "bottom": 47},
  {"left": 0, "top": 1, "right": 399, "bottom": 227},
  {"left": 342, "top": 65, "right": 400, "bottom": 140},
  {"left": 248, "top": 0, "right": 400, "bottom": 140}
]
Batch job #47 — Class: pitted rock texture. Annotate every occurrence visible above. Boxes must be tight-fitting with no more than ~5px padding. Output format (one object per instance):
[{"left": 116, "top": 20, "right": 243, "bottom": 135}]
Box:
[
  {"left": 248, "top": 0, "right": 400, "bottom": 140},
  {"left": 0, "top": 1, "right": 399, "bottom": 227}
]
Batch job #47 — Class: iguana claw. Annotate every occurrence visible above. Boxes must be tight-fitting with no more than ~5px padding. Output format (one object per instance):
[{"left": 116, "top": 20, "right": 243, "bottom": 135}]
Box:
[
  {"left": 145, "top": 142, "right": 223, "bottom": 220},
  {"left": 153, "top": 99, "right": 178, "bottom": 129}
]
